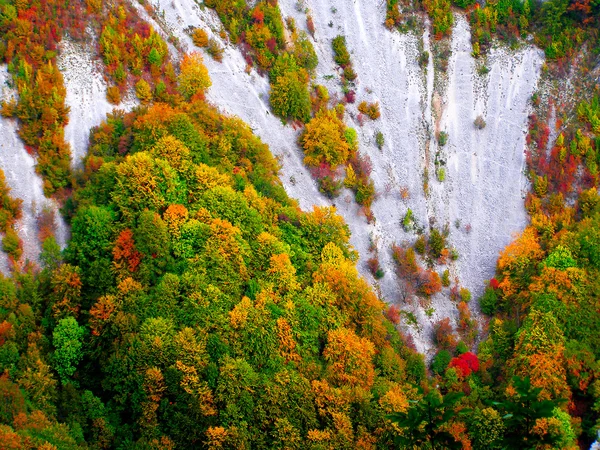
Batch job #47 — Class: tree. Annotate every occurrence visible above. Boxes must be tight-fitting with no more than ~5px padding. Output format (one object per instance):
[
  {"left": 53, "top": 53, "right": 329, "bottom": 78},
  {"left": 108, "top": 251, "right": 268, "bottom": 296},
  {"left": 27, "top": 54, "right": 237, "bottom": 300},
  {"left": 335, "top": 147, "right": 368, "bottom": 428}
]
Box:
[
  {"left": 388, "top": 389, "right": 468, "bottom": 449},
  {"left": 491, "top": 376, "right": 566, "bottom": 448},
  {"left": 178, "top": 52, "right": 212, "bottom": 100},
  {"left": 52, "top": 317, "right": 85, "bottom": 384},
  {"left": 269, "top": 69, "right": 310, "bottom": 123},
  {"left": 300, "top": 108, "right": 351, "bottom": 167}
]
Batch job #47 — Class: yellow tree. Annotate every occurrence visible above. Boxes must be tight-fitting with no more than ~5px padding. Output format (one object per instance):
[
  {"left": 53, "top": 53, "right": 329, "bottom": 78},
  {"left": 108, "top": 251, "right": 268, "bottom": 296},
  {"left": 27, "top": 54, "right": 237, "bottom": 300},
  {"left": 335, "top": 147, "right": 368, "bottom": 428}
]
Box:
[
  {"left": 300, "top": 108, "right": 351, "bottom": 167},
  {"left": 178, "top": 52, "right": 212, "bottom": 100}
]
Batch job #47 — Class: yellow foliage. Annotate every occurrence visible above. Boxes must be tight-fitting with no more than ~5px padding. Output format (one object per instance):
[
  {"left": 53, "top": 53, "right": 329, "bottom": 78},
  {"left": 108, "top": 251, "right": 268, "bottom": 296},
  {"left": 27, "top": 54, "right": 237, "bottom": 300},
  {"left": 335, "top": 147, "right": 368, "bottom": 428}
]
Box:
[
  {"left": 178, "top": 52, "right": 212, "bottom": 100},
  {"left": 268, "top": 253, "right": 300, "bottom": 294},
  {"left": 379, "top": 383, "right": 410, "bottom": 414},
  {"left": 205, "top": 426, "right": 228, "bottom": 450},
  {"left": 195, "top": 164, "right": 232, "bottom": 191},
  {"left": 276, "top": 318, "right": 300, "bottom": 363},
  {"left": 175, "top": 361, "right": 217, "bottom": 416},
  {"left": 192, "top": 28, "right": 209, "bottom": 48},
  {"left": 229, "top": 296, "right": 252, "bottom": 329},
  {"left": 323, "top": 327, "right": 376, "bottom": 390},
  {"left": 151, "top": 136, "right": 190, "bottom": 171},
  {"left": 163, "top": 204, "right": 189, "bottom": 236},
  {"left": 301, "top": 109, "right": 351, "bottom": 167},
  {"left": 135, "top": 79, "right": 152, "bottom": 102}
]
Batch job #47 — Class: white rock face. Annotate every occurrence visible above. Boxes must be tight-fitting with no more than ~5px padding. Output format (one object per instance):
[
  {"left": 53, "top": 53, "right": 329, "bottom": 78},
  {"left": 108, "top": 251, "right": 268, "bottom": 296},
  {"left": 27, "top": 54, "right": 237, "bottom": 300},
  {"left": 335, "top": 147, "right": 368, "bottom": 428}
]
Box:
[
  {"left": 142, "top": 0, "right": 543, "bottom": 354},
  {"left": 59, "top": 38, "right": 137, "bottom": 169},
  {"left": 0, "top": 66, "right": 68, "bottom": 272}
]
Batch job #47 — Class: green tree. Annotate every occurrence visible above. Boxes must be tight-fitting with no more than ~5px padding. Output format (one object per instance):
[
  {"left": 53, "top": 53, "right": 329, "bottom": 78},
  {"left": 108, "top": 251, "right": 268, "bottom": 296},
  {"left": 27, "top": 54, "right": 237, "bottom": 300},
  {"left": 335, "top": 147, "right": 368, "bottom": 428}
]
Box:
[
  {"left": 388, "top": 389, "right": 468, "bottom": 449},
  {"left": 52, "top": 317, "right": 85, "bottom": 384},
  {"left": 491, "top": 376, "right": 566, "bottom": 448}
]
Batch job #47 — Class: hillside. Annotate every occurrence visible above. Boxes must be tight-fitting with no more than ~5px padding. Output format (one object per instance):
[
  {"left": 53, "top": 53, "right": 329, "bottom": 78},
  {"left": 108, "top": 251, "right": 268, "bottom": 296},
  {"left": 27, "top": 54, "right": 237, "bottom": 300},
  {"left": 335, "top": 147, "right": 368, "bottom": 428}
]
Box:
[{"left": 0, "top": 0, "right": 598, "bottom": 448}]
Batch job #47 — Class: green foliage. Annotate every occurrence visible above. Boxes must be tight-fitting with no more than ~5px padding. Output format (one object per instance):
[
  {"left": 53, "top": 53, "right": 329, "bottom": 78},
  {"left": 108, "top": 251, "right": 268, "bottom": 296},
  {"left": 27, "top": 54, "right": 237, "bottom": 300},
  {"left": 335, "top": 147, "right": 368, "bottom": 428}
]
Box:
[
  {"left": 269, "top": 54, "right": 311, "bottom": 122},
  {"left": 468, "top": 407, "right": 505, "bottom": 449},
  {"left": 491, "top": 376, "right": 566, "bottom": 448},
  {"left": 53, "top": 317, "right": 85, "bottom": 384},
  {"left": 388, "top": 389, "right": 468, "bottom": 448},
  {"left": 431, "top": 349, "right": 452, "bottom": 375},
  {"left": 332, "top": 35, "right": 351, "bottom": 67},
  {"left": 375, "top": 130, "right": 385, "bottom": 150},
  {"left": 479, "top": 286, "right": 498, "bottom": 315}
]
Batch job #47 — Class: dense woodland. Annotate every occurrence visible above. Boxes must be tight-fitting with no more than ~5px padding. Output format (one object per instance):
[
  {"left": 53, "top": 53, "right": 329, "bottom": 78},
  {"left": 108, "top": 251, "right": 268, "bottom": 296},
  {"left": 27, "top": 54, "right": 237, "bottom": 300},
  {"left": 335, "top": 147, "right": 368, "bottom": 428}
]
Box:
[{"left": 0, "top": 0, "right": 597, "bottom": 448}]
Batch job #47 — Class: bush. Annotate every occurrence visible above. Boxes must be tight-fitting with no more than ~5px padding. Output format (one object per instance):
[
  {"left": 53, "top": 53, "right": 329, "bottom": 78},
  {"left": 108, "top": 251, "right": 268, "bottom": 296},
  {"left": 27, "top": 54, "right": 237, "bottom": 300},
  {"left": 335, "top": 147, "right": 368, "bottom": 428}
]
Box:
[
  {"left": 375, "top": 131, "right": 385, "bottom": 150},
  {"left": 402, "top": 209, "right": 415, "bottom": 232},
  {"left": 269, "top": 64, "right": 311, "bottom": 122},
  {"left": 206, "top": 38, "right": 224, "bottom": 62},
  {"left": 332, "top": 35, "right": 351, "bottom": 67},
  {"left": 474, "top": 115, "right": 486, "bottom": 129},
  {"left": 192, "top": 28, "right": 209, "bottom": 48},
  {"left": 358, "top": 101, "right": 381, "bottom": 120},
  {"left": 436, "top": 167, "right": 446, "bottom": 182},
  {"left": 441, "top": 269, "right": 450, "bottom": 287},
  {"left": 438, "top": 130, "right": 448, "bottom": 146},
  {"left": 106, "top": 86, "right": 121, "bottom": 104},
  {"left": 367, "top": 257, "right": 384, "bottom": 279},
  {"left": 135, "top": 79, "right": 152, "bottom": 102}
]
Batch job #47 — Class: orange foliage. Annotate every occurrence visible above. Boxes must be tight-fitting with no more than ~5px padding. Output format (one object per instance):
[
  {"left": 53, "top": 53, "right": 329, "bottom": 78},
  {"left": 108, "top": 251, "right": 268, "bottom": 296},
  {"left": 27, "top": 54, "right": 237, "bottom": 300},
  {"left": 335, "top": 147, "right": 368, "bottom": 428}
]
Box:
[
  {"left": 113, "top": 229, "right": 142, "bottom": 274},
  {"left": 323, "top": 327, "right": 376, "bottom": 390}
]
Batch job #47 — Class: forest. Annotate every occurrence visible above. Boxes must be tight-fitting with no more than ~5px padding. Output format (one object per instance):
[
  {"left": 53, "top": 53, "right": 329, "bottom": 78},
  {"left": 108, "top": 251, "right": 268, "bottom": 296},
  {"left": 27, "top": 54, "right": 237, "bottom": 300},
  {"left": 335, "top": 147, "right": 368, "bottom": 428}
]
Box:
[{"left": 0, "top": 0, "right": 598, "bottom": 448}]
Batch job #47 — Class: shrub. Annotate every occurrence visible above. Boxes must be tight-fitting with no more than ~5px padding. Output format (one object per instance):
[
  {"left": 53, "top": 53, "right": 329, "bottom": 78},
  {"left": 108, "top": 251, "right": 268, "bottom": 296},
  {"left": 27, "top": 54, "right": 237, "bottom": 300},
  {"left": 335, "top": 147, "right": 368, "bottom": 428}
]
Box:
[
  {"left": 332, "top": 35, "right": 351, "bottom": 67},
  {"left": 433, "top": 318, "right": 457, "bottom": 350},
  {"left": 135, "top": 79, "right": 153, "bottom": 102},
  {"left": 306, "top": 15, "right": 315, "bottom": 36},
  {"left": 418, "top": 51, "right": 429, "bottom": 68},
  {"left": 367, "top": 257, "right": 384, "bottom": 279},
  {"left": 438, "top": 130, "right": 448, "bottom": 146},
  {"left": 192, "top": 28, "right": 209, "bottom": 48},
  {"left": 355, "top": 178, "right": 376, "bottom": 207},
  {"left": 414, "top": 235, "right": 426, "bottom": 255},
  {"left": 178, "top": 53, "right": 212, "bottom": 99},
  {"left": 375, "top": 131, "right": 385, "bottom": 149},
  {"left": 460, "top": 288, "right": 472, "bottom": 303},
  {"left": 358, "top": 101, "right": 381, "bottom": 120},
  {"left": 343, "top": 66, "right": 357, "bottom": 81},
  {"left": 206, "top": 38, "right": 224, "bottom": 62},
  {"left": 428, "top": 228, "right": 446, "bottom": 259},
  {"left": 402, "top": 209, "right": 415, "bottom": 232},
  {"left": 436, "top": 167, "right": 446, "bottom": 182},
  {"left": 441, "top": 269, "right": 450, "bottom": 287},
  {"left": 293, "top": 32, "right": 318, "bottom": 74},
  {"left": 106, "top": 85, "right": 121, "bottom": 104},
  {"left": 474, "top": 115, "right": 486, "bottom": 129},
  {"left": 2, "top": 229, "right": 22, "bottom": 261},
  {"left": 449, "top": 352, "right": 479, "bottom": 377},
  {"left": 270, "top": 66, "right": 311, "bottom": 122}
]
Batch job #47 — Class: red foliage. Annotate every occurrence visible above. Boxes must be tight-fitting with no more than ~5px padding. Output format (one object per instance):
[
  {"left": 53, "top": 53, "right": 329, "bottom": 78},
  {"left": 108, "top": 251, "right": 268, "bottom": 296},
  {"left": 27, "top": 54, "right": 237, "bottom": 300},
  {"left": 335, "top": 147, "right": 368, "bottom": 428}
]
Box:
[
  {"left": 489, "top": 277, "right": 499, "bottom": 289},
  {"left": 113, "top": 229, "right": 142, "bottom": 273},
  {"left": 449, "top": 352, "right": 479, "bottom": 377},
  {"left": 345, "top": 90, "right": 356, "bottom": 103},
  {"left": 433, "top": 318, "right": 457, "bottom": 351},
  {"left": 385, "top": 305, "right": 401, "bottom": 325},
  {"left": 309, "top": 162, "right": 337, "bottom": 181},
  {"left": 251, "top": 8, "right": 265, "bottom": 24}
]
